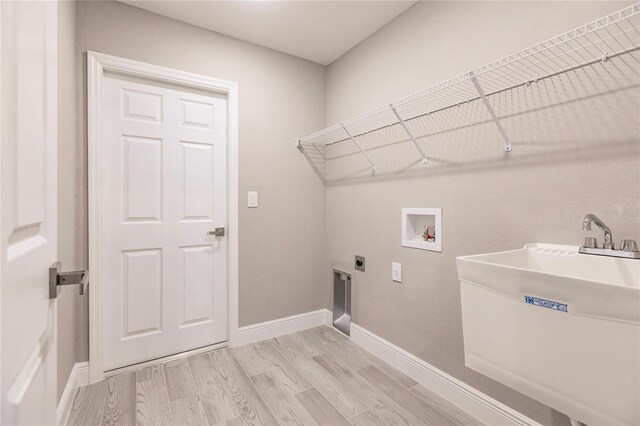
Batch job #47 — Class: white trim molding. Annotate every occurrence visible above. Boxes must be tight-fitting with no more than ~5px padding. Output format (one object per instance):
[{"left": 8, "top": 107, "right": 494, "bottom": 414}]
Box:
[
  {"left": 350, "top": 323, "right": 542, "bottom": 426},
  {"left": 57, "top": 362, "right": 89, "bottom": 425},
  {"left": 233, "top": 309, "right": 332, "bottom": 347},
  {"left": 87, "top": 51, "right": 239, "bottom": 383}
]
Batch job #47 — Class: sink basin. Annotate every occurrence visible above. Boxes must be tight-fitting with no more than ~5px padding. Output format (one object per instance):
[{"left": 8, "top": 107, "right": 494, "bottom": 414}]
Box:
[{"left": 456, "top": 243, "right": 639, "bottom": 426}]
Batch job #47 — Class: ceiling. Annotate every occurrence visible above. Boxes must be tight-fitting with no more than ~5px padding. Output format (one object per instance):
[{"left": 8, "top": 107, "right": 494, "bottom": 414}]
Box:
[{"left": 118, "top": 1, "right": 417, "bottom": 65}]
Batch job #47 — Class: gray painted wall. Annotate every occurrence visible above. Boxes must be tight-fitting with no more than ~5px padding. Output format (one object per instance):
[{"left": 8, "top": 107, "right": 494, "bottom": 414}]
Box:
[
  {"left": 324, "top": 1, "right": 639, "bottom": 425},
  {"left": 58, "top": 0, "right": 327, "bottom": 397}
]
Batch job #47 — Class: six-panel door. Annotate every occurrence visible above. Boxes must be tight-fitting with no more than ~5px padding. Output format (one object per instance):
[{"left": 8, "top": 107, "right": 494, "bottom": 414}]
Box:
[
  {"left": 101, "top": 75, "right": 227, "bottom": 371},
  {"left": 1, "top": 1, "right": 59, "bottom": 423}
]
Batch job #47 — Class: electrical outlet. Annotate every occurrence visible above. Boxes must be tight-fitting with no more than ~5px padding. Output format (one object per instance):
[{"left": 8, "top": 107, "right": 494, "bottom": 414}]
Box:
[
  {"left": 392, "top": 262, "right": 402, "bottom": 282},
  {"left": 355, "top": 255, "right": 365, "bottom": 272}
]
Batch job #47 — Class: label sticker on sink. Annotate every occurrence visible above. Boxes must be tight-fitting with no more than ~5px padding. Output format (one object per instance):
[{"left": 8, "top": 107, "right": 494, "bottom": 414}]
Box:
[{"left": 524, "top": 296, "right": 568, "bottom": 312}]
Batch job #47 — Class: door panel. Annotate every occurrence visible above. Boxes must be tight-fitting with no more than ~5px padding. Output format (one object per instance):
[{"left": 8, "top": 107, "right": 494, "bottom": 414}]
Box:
[
  {"left": 123, "top": 249, "right": 163, "bottom": 338},
  {"left": 123, "top": 89, "right": 163, "bottom": 123},
  {"left": 1, "top": 1, "right": 58, "bottom": 424},
  {"left": 181, "top": 244, "right": 214, "bottom": 326},
  {"left": 181, "top": 141, "right": 214, "bottom": 220},
  {"left": 102, "top": 75, "right": 227, "bottom": 371},
  {"left": 180, "top": 98, "right": 214, "bottom": 129},
  {"left": 123, "top": 135, "right": 163, "bottom": 222}
]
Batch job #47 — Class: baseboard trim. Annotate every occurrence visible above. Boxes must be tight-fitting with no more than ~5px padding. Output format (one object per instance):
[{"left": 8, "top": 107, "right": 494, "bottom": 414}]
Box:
[
  {"left": 57, "top": 361, "right": 89, "bottom": 425},
  {"left": 350, "top": 323, "right": 541, "bottom": 426},
  {"left": 233, "top": 309, "right": 331, "bottom": 347}
]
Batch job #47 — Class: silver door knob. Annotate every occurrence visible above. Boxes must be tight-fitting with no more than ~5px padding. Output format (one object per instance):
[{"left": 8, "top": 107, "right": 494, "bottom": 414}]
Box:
[
  {"left": 582, "top": 237, "right": 598, "bottom": 249},
  {"left": 49, "top": 262, "right": 89, "bottom": 299},
  {"left": 207, "top": 227, "right": 225, "bottom": 237},
  {"left": 620, "top": 239, "right": 638, "bottom": 252}
]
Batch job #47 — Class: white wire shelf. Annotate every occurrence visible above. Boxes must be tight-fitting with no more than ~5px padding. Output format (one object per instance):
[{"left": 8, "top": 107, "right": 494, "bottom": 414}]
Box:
[{"left": 296, "top": 3, "right": 640, "bottom": 184}]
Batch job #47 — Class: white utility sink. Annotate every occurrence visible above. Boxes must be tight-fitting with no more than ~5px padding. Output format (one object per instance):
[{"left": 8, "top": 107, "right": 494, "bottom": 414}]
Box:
[{"left": 456, "top": 243, "right": 639, "bottom": 426}]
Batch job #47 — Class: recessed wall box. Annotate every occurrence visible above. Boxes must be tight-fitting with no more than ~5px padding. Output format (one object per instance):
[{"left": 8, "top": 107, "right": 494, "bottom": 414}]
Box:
[{"left": 402, "top": 208, "right": 442, "bottom": 252}]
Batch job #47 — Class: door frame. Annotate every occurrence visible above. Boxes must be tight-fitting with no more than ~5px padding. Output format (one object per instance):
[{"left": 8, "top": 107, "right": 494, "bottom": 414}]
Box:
[{"left": 87, "top": 51, "right": 239, "bottom": 383}]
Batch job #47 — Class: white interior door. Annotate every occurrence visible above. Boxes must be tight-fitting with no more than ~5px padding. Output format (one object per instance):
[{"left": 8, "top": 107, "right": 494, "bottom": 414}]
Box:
[
  {"left": 1, "top": 1, "right": 58, "bottom": 424},
  {"left": 101, "top": 73, "right": 228, "bottom": 371}
]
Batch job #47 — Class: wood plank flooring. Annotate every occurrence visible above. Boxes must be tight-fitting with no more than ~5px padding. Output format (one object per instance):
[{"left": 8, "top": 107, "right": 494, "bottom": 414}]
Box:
[{"left": 66, "top": 326, "right": 482, "bottom": 426}]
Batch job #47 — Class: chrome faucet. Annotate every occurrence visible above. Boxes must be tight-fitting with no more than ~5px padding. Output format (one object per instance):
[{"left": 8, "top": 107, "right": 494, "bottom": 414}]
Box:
[
  {"left": 579, "top": 214, "right": 639, "bottom": 259},
  {"left": 582, "top": 214, "right": 614, "bottom": 249}
]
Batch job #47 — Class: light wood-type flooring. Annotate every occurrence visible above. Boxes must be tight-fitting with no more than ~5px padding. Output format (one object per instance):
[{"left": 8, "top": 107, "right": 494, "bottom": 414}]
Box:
[{"left": 66, "top": 326, "right": 482, "bottom": 425}]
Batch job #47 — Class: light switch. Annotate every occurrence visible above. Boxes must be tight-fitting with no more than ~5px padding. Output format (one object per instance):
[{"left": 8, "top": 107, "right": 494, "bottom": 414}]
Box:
[
  {"left": 248, "top": 191, "right": 258, "bottom": 208},
  {"left": 392, "top": 262, "right": 402, "bottom": 283}
]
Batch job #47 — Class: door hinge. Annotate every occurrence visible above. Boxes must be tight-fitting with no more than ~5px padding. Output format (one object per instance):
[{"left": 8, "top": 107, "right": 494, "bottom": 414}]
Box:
[{"left": 49, "top": 262, "right": 89, "bottom": 299}]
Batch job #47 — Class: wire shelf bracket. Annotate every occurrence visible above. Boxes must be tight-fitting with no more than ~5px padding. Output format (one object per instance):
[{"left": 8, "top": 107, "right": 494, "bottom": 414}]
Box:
[
  {"left": 342, "top": 124, "right": 376, "bottom": 173},
  {"left": 311, "top": 142, "right": 326, "bottom": 160},
  {"left": 296, "top": 138, "right": 327, "bottom": 184},
  {"left": 391, "top": 105, "right": 429, "bottom": 164},
  {"left": 469, "top": 71, "right": 512, "bottom": 152}
]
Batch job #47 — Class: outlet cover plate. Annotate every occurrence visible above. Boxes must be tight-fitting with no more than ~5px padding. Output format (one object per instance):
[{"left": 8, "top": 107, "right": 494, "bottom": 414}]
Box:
[
  {"left": 392, "top": 262, "right": 402, "bottom": 282},
  {"left": 355, "top": 255, "right": 365, "bottom": 272}
]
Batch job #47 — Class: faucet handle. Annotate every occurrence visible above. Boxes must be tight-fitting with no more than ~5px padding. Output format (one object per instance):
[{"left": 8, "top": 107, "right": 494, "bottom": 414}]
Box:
[
  {"left": 582, "top": 237, "right": 598, "bottom": 249},
  {"left": 620, "top": 239, "right": 638, "bottom": 252}
]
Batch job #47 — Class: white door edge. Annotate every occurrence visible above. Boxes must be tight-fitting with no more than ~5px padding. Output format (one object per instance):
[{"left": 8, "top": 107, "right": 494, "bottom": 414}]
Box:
[{"left": 87, "top": 51, "right": 239, "bottom": 383}]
